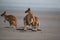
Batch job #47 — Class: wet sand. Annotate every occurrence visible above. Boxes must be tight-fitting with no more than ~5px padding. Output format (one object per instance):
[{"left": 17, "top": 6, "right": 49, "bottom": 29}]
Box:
[{"left": 0, "top": 11, "right": 60, "bottom": 40}]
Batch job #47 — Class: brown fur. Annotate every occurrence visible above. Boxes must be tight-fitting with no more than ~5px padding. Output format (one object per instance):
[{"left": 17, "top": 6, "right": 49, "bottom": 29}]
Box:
[
  {"left": 24, "top": 8, "right": 40, "bottom": 31},
  {"left": 1, "top": 11, "right": 17, "bottom": 28}
]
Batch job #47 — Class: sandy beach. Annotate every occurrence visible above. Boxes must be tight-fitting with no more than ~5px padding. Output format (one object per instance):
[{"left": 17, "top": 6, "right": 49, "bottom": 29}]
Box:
[{"left": 0, "top": 11, "right": 60, "bottom": 40}]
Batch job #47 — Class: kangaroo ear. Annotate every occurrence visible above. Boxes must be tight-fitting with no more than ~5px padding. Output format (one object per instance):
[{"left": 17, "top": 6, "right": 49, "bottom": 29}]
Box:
[
  {"left": 28, "top": 8, "right": 30, "bottom": 10},
  {"left": 4, "top": 11, "right": 6, "bottom": 13},
  {"left": 1, "top": 11, "right": 6, "bottom": 16}
]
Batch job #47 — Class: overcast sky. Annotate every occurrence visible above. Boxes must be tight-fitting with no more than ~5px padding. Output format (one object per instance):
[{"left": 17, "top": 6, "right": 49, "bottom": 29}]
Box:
[{"left": 0, "top": 0, "right": 60, "bottom": 11}]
